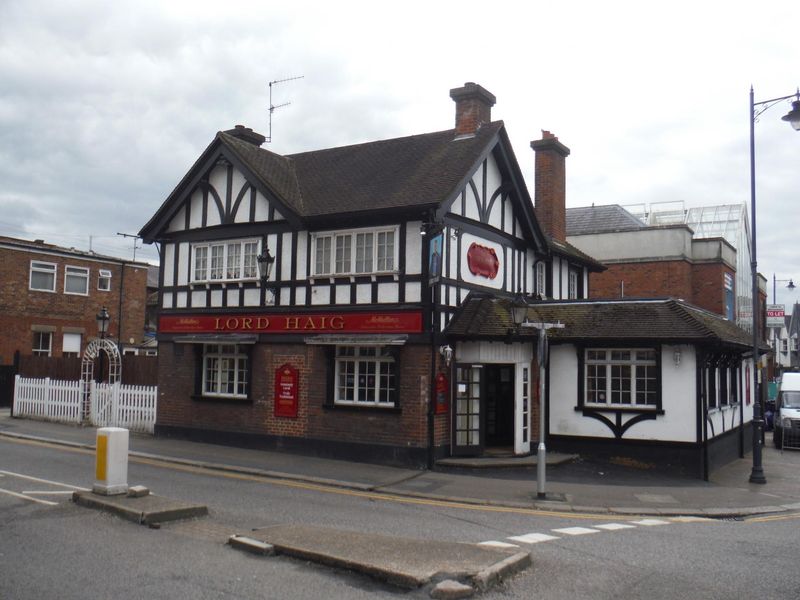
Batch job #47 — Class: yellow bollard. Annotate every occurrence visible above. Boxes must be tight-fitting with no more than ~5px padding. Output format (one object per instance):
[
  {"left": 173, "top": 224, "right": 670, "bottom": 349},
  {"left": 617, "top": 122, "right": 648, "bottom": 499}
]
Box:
[{"left": 93, "top": 427, "right": 129, "bottom": 495}]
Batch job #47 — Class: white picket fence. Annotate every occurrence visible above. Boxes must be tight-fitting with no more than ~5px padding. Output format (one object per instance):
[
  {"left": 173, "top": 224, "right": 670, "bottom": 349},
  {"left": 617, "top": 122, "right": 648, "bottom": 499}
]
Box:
[{"left": 13, "top": 376, "right": 157, "bottom": 434}]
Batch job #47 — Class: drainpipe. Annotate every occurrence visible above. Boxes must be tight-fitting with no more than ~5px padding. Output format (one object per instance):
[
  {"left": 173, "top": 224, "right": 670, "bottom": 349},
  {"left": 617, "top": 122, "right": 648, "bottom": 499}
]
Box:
[{"left": 117, "top": 262, "right": 126, "bottom": 350}]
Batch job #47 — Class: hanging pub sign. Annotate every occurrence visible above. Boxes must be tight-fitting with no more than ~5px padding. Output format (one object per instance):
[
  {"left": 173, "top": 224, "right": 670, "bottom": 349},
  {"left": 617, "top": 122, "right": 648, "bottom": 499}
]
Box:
[
  {"left": 434, "top": 372, "right": 449, "bottom": 414},
  {"left": 274, "top": 363, "right": 299, "bottom": 418}
]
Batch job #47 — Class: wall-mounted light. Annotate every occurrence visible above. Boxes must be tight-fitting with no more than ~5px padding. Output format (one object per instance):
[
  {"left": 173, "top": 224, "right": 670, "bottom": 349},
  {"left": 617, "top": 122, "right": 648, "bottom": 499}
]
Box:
[
  {"left": 257, "top": 245, "right": 277, "bottom": 291},
  {"left": 439, "top": 345, "right": 453, "bottom": 367},
  {"left": 673, "top": 348, "right": 682, "bottom": 366}
]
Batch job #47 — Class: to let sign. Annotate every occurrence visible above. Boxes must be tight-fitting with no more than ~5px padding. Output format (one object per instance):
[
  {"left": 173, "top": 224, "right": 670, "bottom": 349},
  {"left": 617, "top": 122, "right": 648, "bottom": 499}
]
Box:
[
  {"left": 274, "top": 363, "right": 299, "bottom": 418},
  {"left": 767, "top": 304, "right": 786, "bottom": 328}
]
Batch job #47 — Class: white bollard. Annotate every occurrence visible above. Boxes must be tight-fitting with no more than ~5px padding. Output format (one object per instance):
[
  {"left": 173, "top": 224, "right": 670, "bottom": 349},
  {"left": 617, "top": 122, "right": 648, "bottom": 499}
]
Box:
[{"left": 93, "top": 427, "right": 129, "bottom": 495}]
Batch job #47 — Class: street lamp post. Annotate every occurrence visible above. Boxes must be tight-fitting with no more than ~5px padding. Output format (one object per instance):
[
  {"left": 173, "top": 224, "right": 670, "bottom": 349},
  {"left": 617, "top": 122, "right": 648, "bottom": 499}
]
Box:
[
  {"left": 748, "top": 87, "right": 800, "bottom": 485},
  {"left": 95, "top": 306, "right": 110, "bottom": 383}
]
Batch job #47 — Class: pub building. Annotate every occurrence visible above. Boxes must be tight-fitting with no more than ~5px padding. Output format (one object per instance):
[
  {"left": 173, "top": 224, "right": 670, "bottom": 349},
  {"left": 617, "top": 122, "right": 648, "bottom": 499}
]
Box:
[{"left": 139, "top": 82, "right": 601, "bottom": 467}]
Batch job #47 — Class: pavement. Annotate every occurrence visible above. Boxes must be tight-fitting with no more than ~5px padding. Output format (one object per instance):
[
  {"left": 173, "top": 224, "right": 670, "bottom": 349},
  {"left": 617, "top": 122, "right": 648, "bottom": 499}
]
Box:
[{"left": 4, "top": 409, "right": 800, "bottom": 596}]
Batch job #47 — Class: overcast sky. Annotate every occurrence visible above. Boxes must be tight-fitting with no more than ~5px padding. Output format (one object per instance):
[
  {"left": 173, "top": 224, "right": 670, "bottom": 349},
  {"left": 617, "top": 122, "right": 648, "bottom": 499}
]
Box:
[{"left": 1, "top": 1, "right": 798, "bottom": 307}]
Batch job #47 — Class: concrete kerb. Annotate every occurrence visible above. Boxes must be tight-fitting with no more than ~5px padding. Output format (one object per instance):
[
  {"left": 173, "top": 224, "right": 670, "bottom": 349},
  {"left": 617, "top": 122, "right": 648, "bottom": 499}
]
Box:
[
  {"left": 1, "top": 429, "right": 795, "bottom": 519},
  {"left": 470, "top": 552, "right": 532, "bottom": 592}
]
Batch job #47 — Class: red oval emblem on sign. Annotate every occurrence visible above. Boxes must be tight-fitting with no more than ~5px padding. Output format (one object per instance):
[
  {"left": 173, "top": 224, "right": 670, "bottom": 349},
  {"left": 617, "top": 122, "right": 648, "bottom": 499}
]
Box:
[{"left": 467, "top": 242, "right": 499, "bottom": 279}]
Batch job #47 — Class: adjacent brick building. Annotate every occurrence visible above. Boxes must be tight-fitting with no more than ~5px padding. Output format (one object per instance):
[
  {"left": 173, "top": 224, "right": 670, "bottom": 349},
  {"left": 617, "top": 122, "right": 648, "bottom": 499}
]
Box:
[{"left": 0, "top": 236, "right": 150, "bottom": 365}]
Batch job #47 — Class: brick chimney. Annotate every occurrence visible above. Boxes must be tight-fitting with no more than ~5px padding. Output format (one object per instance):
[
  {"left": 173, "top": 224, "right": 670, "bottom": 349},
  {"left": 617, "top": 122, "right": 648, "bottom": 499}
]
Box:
[
  {"left": 449, "top": 82, "right": 496, "bottom": 136},
  {"left": 223, "top": 124, "right": 266, "bottom": 147},
  {"left": 531, "top": 131, "right": 570, "bottom": 243}
]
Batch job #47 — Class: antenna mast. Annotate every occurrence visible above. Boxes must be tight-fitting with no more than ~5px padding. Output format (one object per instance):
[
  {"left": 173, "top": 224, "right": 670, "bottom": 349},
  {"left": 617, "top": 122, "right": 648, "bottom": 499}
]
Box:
[{"left": 267, "top": 75, "right": 304, "bottom": 143}]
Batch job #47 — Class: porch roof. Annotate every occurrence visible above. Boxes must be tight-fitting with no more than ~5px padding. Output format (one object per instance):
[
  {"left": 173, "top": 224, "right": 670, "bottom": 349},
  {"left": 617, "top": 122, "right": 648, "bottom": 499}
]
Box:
[{"left": 444, "top": 294, "right": 758, "bottom": 351}]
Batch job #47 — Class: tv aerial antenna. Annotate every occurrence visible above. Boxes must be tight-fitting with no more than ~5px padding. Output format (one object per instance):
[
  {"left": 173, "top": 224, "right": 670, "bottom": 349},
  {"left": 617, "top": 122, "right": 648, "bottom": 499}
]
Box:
[{"left": 267, "top": 75, "right": 304, "bottom": 143}]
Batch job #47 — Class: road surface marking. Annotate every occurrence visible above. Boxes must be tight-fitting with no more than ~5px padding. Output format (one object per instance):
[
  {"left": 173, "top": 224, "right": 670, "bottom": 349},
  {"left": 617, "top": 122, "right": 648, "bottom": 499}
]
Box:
[
  {"left": 594, "top": 523, "right": 637, "bottom": 531},
  {"left": 508, "top": 533, "right": 560, "bottom": 544},
  {"left": 23, "top": 490, "right": 76, "bottom": 495},
  {"left": 0, "top": 470, "right": 89, "bottom": 490},
  {"left": 0, "top": 487, "right": 58, "bottom": 506},
  {"left": 631, "top": 519, "right": 670, "bottom": 526},
  {"left": 551, "top": 526, "right": 599, "bottom": 535},
  {"left": 479, "top": 541, "right": 520, "bottom": 548}
]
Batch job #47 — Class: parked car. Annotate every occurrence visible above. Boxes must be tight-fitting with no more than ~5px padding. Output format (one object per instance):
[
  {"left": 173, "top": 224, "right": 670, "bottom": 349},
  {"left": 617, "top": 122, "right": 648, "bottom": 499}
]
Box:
[{"left": 773, "top": 372, "right": 800, "bottom": 449}]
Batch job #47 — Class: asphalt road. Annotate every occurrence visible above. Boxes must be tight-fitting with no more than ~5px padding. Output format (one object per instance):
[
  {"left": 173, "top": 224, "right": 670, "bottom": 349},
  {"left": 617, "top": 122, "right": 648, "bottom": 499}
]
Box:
[{"left": 2, "top": 437, "right": 799, "bottom": 599}]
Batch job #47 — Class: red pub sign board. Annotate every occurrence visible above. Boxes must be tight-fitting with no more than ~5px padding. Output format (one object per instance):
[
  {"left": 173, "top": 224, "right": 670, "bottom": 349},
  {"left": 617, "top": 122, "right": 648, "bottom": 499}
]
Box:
[
  {"left": 160, "top": 311, "right": 423, "bottom": 334},
  {"left": 274, "top": 363, "right": 299, "bottom": 418}
]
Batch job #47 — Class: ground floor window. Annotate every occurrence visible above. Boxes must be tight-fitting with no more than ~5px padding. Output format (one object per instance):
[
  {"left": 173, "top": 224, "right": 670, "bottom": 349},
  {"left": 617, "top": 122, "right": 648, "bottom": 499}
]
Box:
[
  {"left": 202, "top": 344, "right": 249, "bottom": 398},
  {"left": 585, "top": 348, "right": 658, "bottom": 407},
  {"left": 33, "top": 331, "right": 52, "bottom": 356},
  {"left": 334, "top": 346, "right": 396, "bottom": 406}
]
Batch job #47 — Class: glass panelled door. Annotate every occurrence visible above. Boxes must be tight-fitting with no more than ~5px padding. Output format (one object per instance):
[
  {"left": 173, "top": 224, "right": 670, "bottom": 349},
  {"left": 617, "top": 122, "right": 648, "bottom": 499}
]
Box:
[{"left": 453, "top": 364, "right": 482, "bottom": 455}]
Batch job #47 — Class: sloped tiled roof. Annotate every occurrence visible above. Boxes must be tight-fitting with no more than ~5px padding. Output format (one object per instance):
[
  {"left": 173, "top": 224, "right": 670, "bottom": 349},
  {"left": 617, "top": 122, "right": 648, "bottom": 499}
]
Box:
[
  {"left": 445, "top": 294, "right": 756, "bottom": 350},
  {"left": 286, "top": 123, "right": 505, "bottom": 217},
  {"left": 548, "top": 238, "right": 605, "bottom": 271},
  {"left": 566, "top": 204, "right": 646, "bottom": 236}
]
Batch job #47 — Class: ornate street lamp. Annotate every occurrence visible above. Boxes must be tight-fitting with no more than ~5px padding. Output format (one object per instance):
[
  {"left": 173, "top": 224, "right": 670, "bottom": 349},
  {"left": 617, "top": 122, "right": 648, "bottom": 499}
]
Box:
[
  {"left": 96, "top": 306, "right": 110, "bottom": 340},
  {"left": 748, "top": 87, "right": 800, "bottom": 484}
]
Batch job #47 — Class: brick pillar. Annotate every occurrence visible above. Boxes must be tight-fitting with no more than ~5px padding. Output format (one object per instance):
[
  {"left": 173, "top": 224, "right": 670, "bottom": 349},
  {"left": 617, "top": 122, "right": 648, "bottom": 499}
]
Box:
[
  {"left": 531, "top": 131, "right": 570, "bottom": 243},
  {"left": 449, "top": 82, "right": 496, "bottom": 136}
]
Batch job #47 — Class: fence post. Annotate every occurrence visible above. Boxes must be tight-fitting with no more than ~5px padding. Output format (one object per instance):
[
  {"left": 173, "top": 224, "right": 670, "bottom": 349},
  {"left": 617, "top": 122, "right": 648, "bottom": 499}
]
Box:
[{"left": 44, "top": 377, "right": 51, "bottom": 419}]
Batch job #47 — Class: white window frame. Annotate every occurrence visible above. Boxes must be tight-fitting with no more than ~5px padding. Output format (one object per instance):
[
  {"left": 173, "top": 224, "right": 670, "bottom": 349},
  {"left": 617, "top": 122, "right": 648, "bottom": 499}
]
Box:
[
  {"left": 32, "top": 331, "right": 52, "bottom": 356},
  {"left": 64, "top": 265, "right": 89, "bottom": 296},
  {"left": 62, "top": 332, "right": 82, "bottom": 358},
  {"left": 312, "top": 227, "right": 398, "bottom": 277},
  {"left": 191, "top": 239, "right": 260, "bottom": 283},
  {"left": 98, "top": 269, "right": 112, "bottom": 291},
  {"left": 202, "top": 344, "right": 249, "bottom": 398},
  {"left": 535, "top": 262, "right": 546, "bottom": 297},
  {"left": 334, "top": 345, "right": 396, "bottom": 407},
  {"left": 585, "top": 348, "right": 658, "bottom": 408},
  {"left": 29, "top": 261, "right": 56, "bottom": 292},
  {"left": 568, "top": 270, "right": 579, "bottom": 299}
]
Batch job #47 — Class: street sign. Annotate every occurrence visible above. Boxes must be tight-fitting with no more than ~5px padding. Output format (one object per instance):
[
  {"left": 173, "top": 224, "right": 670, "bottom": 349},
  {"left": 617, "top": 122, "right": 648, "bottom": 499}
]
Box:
[{"left": 767, "top": 304, "right": 786, "bottom": 328}]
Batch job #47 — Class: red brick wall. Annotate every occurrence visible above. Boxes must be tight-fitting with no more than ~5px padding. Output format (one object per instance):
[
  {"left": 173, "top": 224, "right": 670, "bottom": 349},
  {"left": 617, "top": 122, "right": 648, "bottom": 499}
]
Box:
[
  {"left": 157, "top": 341, "right": 435, "bottom": 451},
  {"left": 588, "top": 259, "right": 733, "bottom": 318},
  {"left": 0, "top": 244, "right": 148, "bottom": 363},
  {"left": 589, "top": 261, "right": 694, "bottom": 302}
]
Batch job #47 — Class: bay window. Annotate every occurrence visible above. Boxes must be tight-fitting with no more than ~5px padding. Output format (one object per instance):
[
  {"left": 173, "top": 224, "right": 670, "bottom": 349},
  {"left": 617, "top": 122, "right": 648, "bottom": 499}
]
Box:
[
  {"left": 192, "top": 239, "right": 260, "bottom": 283},
  {"left": 313, "top": 228, "right": 397, "bottom": 276}
]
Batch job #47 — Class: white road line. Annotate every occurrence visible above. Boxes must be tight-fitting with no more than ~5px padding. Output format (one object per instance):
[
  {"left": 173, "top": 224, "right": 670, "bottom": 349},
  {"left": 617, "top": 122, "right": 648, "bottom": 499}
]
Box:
[
  {"left": 479, "top": 541, "right": 520, "bottom": 549},
  {"left": 671, "top": 516, "right": 712, "bottom": 523},
  {"left": 551, "top": 526, "right": 600, "bottom": 536},
  {"left": 0, "top": 487, "right": 58, "bottom": 506},
  {"left": 594, "top": 523, "right": 637, "bottom": 531},
  {"left": 509, "top": 533, "right": 560, "bottom": 544},
  {"left": 0, "top": 470, "right": 89, "bottom": 491},
  {"left": 23, "top": 490, "right": 76, "bottom": 496},
  {"left": 631, "top": 519, "right": 670, "bottom": 526}
]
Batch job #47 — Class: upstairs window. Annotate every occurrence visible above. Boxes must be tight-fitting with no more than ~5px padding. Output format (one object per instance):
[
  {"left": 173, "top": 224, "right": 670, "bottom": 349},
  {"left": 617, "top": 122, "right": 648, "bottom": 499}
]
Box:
[
  {"left": 313, "top": 228, "right": 397, "bottom": 277},
  {"left": 30, "top": 261, "right": 56, "bottom": 292},
  {"left": 64, "top": 266, "right": 89, "bottom": 295},
  {"left": 192, "top": 239, "right": 260, "bottom": 283},
  {"left": 535, "top": 262, "right": 546, "bottom": 297},
  {"left": 568, "top": 270, "right": 579, "bottom": 299},
  {"left": 98, "top": 269, "right": 112, "bottom": 291}
]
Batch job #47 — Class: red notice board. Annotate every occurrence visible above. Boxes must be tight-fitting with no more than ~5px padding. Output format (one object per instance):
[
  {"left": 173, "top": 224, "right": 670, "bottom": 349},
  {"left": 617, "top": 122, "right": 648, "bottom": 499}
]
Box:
[{"left": 274, "top": 363, "right": 299, "bottom": 418}]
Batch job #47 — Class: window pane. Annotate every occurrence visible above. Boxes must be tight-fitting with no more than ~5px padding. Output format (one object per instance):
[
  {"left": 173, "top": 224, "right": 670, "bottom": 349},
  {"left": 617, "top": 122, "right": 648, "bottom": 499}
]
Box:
[
  {"left": 210, "top": 245, "right": 224, "bottom": 280},
  {"left": 226, "top": 243, "right": 241, "bottom": 279},
  {"left": 31, "top": 270, "right": 55, "bottom": 291},
  {"left": 377, "top": 231, "right": 394, "bottom": 271},
  {"left": 194, "top": 247, "right": 208, "bottom": 281},
  {"left": 355, "top": 233, "right": 373, "bottom": 273},
  {"left": 202, "top": 345, "right": 248, "bottom": 398},
  {"left": 65, "top": 267, "right": 89, "bottom": 294},
  {"left": 335, "top": 235, "right": 351, "bottom": 274},
  {"left": 243, "top": 242, "right": 259, "bottom": 278},
  {"left": 335, "top": 346, "right": 395, "bottom": 406},
  {"left": 315, "top": 236, "right": 332, "bottom": 274}
]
